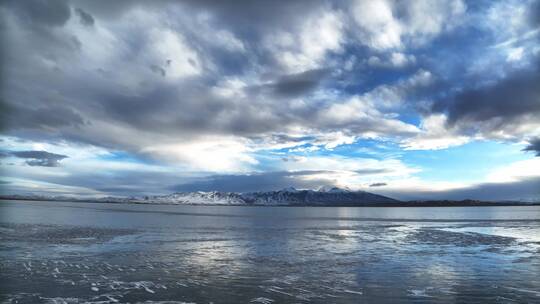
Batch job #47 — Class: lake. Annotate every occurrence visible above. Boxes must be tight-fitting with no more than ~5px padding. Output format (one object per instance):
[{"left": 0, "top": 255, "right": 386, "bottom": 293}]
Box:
[{"left": 1, "top": 200, "right": 540, "bottom": 303}]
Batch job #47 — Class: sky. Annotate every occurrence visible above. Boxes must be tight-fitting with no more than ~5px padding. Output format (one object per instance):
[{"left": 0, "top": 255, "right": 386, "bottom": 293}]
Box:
[{"left": 0, "top": 0, "right": 539, "bottom": 201}]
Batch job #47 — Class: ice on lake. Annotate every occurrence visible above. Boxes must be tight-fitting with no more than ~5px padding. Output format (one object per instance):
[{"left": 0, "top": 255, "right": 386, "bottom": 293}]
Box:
[{"left": 1, "top": 200, "right": 540, "bottom": 303}]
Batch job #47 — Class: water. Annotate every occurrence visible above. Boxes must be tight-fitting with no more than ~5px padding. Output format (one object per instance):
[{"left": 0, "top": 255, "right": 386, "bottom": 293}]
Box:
[{"left": 1, "top": 200, "right": 540, "bottom": 303}]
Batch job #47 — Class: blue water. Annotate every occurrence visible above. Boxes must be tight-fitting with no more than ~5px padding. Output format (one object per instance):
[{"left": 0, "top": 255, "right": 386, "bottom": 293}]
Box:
[{"left": 1, "top": 200, "right": 540, "bottom": 303}]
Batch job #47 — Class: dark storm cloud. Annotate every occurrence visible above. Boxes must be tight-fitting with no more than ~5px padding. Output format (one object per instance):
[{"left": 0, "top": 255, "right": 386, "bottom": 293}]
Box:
[
  {"left": 433, "top": 63, "right": 540, "bottom": 134},
  {"left": 380, "top": 177, "right": 540, "bottom": 202},
  {"left": 369, "top": 182, "right": 387, "bottom": 187},
  {"left": 164, "top": 0, "right": 322, "bottom": 32},
  {"left": 0, "top": 0, "right": 80, "bottom": 67},
  {"left": 74, "top": 0, "right": 322, "bottom": 35},
  {"left": 59, "top": 73, "right": 381, "bottom": 148},
  {"left": 150, "top": 65, "right": 166, "bottom": 77},
  {"left": 172, "top": 171, "right": 335, "bottom": 193},
  {"left": 529, "top": 0, "right": 540, "bottom": 26},
  {"left": 75, "top": 7, "right": 94, "bottom": 26},
  {"left": 523, "top": 138, "right": 540, "bottom": 156},
  {"left": 2, "top": 0, "right": 71, "bottom": 28},
  {"left": 88, "top": 82, "right": 258, "bottom": 136},
  {"left": 1, "top": 150, "right": 68, "bottom": 167},
  {"left": 1, "top": 102, "right": 86, "bottom": 131},
  {"left": 262, "top": 69, "right": 329, "bottom": 97}
]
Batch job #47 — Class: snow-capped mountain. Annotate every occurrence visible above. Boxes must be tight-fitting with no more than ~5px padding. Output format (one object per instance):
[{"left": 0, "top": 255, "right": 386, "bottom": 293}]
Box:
[
  {"left": 241, "top": 187, "right": 398, "bottom": 206},
  {"left": 0, "top": 187, "right": 399, "bottom": 206},
  {"left": 94, "top": 187, "right": 397, "bottom": 206},
  {"left": 3, "top": 190, "right": 539, "bottom": 206}
]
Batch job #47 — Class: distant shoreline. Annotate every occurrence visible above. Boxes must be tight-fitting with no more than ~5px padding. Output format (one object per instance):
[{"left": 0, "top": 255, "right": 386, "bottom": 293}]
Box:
[{"left": 2, "top": 197, "right": 539, "bottom": 207}]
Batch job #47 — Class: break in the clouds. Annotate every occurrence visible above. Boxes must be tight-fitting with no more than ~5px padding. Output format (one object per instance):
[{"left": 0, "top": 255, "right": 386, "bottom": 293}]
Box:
[
  {"left": 1, "top": 0, "right": 539, "bottom": 201},
  {"left": 0, "top": 150, "right": 68, "bottom": 167}
]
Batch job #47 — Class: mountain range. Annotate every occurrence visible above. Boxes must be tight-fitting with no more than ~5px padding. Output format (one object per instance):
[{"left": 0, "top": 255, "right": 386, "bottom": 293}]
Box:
[
  {"left": 2, "top": 187, "right": 538, "bottom": 206},
  {"left": 99, "top": 187, "right": 399, "bottom": 206},
  {"left": 1, "top": 187, "right": 399, "bottom": 206}
]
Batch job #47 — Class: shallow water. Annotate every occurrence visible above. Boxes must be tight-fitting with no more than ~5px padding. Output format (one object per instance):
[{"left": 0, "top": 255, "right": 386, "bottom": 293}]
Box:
[{"left": 1, "top": 200, "right": 540, "bottom": 303}]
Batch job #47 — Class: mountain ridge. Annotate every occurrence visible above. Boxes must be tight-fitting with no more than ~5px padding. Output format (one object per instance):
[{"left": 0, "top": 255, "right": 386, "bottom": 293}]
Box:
[
  {"left": 0, "top": 187, "right": 398, "bottom": 206},
  {"left": 2, "top": 188, "right": 539, "bottom": 206}
]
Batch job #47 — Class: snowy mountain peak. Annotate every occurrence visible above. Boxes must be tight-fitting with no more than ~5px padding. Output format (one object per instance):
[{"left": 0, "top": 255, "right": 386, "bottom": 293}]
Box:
[
  {"left": 317, "top": 186, "right": 350, "bottom": 193},
  {"left": 280, "top": 187, "right": 299, "bottom": 192},
  {"left": 239, "top": 187, "right": 397, "bottom": 206},
  {"left": 24, "top": 188, "right": 398, "bottom": 206}
]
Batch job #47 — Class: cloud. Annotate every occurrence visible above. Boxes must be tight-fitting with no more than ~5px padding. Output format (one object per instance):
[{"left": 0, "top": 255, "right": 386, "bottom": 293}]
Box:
[
  {"left": 262, "top": 69, "right": 329, "bottom": 97},
  {"left": 3, "top": 0, "right": 71, "bottom": 28},
  {"left": 523, "top": 137, "right": 540, "bottom": 156},
  {"left": 0, "top": 0, "right": 440, "bottom": 160},
  {"left": 0, "top": 0, "right": 426, "bottom": 166},
  {"left": 376, "top": 157, "right": 540, "bottom": 201},
  {"left": 401, "top": 114, "right": 469, "bottom": 150},
  {"left": 1, "top": 0, "right": 539, "bottom": 200},
  {"left": 350, "top": 0, "right": 466, "bottom": 50},
  {"left": 315, "top": 95, "right": 419, "bottom": 138},
  {"left": 0, "top": 177, "right": 103, "bottom": 197},
  {"left": 1, "top": 102, "right": 86, "bottom": 131},
  {"left": 367, "top": 52, "right": 416, "bottom": 69},
  {"left": 530, "top": 0, "right": 540, "bottom": 26},
  {"left": 1, "top": 150, "right": 68, "bottom": 167},
  {"left": 141, "top": 137, "right": 258, "bottom": 172},
  {"left": 384, "top": 176, "right": 540, "bottom": 202},
  {"left": 172, "top": 170, "right": 335, "bottom": 193},
  {"left": 486, "top": 157, "right": 540, "bottom": 183},
  {"left": 263, "top": 7, "right": 344, "bottom": 73},
  {"left": 356, "top": 169, "right": 391, "bottom": 175},
  {"left": 432, "top": 62, "right": 540, "bottom": 140},
  {"left": 75, "top": 8, "right": 94, "bottom": 26},
  {"left": 486, "top": 0, "right": 538, "bottom": 44},
  {"left": 272, "top": 154, "right": 421, "bottom": 191},
  {"left": 369, "top": 182, "right": 387, "bottom": 187}
]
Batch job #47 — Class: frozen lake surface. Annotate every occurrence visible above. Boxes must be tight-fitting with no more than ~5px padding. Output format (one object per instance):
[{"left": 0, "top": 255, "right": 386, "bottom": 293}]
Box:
[{"left": 1, "top": 200, "right": 540, "bottom": 303}]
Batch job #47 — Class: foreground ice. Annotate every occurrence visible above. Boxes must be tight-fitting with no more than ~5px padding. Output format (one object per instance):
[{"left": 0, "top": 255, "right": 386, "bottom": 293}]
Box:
[{"left": 1, "top": 201, "right": 540, "bottom": 303}]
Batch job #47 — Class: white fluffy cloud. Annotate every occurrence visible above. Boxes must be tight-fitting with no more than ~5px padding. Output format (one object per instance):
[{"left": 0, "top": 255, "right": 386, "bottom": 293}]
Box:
[
  {"left": 401, "top": 114, "right": 470, "bottom": 150},
  {"left": 486, "top": 157, "right": 540, "bottom": 183},
  {"left": 149, "top": 28, "right": 201, "bottom": 78},
  {"left": 351, "top": 0, "right": 466, "bottom": 50},
  {"left": 352, "top": 0, "right": 402, "bottom": 50},
  {"left": 265, "top": 9, "right": 344, "bottom": 73},
  {"left": 277, "top": 154, "right": 420, "bottom": 190},
  {"left": 141, "top": 137, "right": 259, "bottom": 173}
]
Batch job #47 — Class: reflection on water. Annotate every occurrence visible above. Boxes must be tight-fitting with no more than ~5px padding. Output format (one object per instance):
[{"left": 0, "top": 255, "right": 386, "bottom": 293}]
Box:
[{"left": 1, "top": 200, "right": 540, "bottom": 303}]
